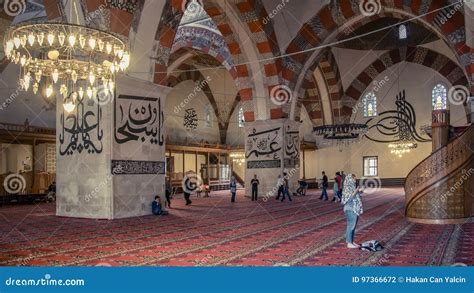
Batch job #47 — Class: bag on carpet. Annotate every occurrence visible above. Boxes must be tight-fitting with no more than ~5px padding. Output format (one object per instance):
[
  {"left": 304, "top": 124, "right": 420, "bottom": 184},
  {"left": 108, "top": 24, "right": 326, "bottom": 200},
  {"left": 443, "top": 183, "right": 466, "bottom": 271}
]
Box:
[{"left": 360, "top": 240, "right": 384, "bottom": 252}]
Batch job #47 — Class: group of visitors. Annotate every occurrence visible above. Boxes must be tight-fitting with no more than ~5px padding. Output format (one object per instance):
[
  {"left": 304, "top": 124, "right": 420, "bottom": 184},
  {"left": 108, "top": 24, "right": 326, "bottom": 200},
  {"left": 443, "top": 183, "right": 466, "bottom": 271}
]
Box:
[
  {"left": 152, "top": 170, "right": 365, "bottom": 250},
  {"left": 319, "top": 171, "right": 346, "bottom": 202}
]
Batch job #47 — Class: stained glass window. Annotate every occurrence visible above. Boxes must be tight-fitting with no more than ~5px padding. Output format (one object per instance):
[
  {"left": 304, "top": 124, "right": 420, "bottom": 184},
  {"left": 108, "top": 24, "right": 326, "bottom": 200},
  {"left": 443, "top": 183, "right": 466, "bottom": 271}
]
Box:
[
  {"left": 238, "top": 107, "right": 245, "bottom": 128},
  {"left": 399, "top": 24, "right": 407, "bottom": 40},
  {"left": 432, "top": 83, "right": 447, "bottom": 110},
  {"left": 363, "top": 92, "right": 377, "bottom": 117}
]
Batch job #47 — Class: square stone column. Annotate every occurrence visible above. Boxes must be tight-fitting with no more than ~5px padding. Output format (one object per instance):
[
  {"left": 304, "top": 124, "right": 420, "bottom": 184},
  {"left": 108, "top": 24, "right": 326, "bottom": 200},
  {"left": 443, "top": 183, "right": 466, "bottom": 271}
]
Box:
[
  {"left": 244, "top": 119, "right": 301, "bottom": 199},
  {"left": 470, "top": 96, "right": 474, "bottom": 123},
  {"left": 56, "top": 76, "right": 170, "bottom": 219}
]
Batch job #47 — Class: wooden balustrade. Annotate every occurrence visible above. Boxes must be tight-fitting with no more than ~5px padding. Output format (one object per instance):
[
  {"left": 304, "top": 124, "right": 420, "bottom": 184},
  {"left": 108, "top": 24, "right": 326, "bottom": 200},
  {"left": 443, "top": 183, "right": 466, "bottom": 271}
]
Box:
[{"left": 405, "top": 124, "right": 474, "bottom": 223}]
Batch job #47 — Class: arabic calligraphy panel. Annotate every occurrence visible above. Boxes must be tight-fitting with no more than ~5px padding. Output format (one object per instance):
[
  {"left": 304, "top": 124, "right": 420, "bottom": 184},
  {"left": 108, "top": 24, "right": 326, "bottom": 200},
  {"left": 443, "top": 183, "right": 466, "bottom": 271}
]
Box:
[
  {"left": 111, "top": 160, "right": 166, "bottom": 175},
  {"left": 59, "top": 98, "right": 104, "bottom": 156},
  {"left": 114, "top": 95, "right": 165, "bottom": 146}
]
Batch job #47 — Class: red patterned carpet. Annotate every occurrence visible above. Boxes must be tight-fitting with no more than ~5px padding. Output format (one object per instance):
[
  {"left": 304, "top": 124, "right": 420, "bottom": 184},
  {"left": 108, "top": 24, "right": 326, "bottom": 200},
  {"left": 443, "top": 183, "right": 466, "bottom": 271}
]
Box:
[{"left": 0, "top": 188, "right": 472, "bottom": 266}]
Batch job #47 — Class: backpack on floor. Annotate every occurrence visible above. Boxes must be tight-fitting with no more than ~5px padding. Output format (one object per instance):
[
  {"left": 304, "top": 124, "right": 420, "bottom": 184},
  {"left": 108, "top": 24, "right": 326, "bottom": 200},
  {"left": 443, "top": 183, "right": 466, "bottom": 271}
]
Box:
[{"left": 360, "top": 240, "right": 384, "bottom": 252}]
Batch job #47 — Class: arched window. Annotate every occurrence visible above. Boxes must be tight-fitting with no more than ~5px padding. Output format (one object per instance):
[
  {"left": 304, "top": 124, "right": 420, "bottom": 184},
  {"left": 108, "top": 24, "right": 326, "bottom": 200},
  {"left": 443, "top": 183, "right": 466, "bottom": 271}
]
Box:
[
  {"left": 398, "top": 24, "right": 407, "bottom": 40},
  {"left": 238, "top": 107, "right": 245, "bottom": 128},
  {"left": 432, "top": 83, "right": 447, "bottom": 110},
  {"left": 363, "top": 92, "right": 377, "bottom": 117}
]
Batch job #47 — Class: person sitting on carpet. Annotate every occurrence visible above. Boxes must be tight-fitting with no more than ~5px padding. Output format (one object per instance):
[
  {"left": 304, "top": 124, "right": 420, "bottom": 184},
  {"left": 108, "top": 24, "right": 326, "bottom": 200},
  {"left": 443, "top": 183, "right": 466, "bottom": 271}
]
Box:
[
  {"left": 296, "top": 178, "right": 308, "bottom": 196},
  {"left": 341, "top": 174, "right": 363, "bottom": 249},
  {"left": 152, "top": 196, "right": 168, "bottom": 215}
]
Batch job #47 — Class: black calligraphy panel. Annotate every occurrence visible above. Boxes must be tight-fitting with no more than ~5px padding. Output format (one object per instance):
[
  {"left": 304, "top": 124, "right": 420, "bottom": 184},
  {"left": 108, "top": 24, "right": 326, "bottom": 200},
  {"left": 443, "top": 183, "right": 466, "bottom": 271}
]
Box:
[
  {"left": 284, "top": 129, "right": 300, "bottom": 168},
  {"left": 114, "top": 95, "right": 164, "bottom": 145},
  {"left": 365, "top": 90, "right": 430, "bottom": 143},
  {"left": 59, "top": 98, "right": 103, "bottom": 156},
  {"left": 246, "top": 127, "right": 281, "bottom": 160},
  {"left": 184, "top": 108, "right": 198, "bottom": 130}
]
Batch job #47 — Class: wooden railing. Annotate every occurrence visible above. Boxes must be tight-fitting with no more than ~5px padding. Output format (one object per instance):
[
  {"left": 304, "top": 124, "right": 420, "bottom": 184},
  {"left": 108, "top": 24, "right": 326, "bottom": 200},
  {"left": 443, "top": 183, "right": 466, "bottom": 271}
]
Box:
[
  {"left": 405, "top": 124, "right": 474, "bottom": 222},
  {"left": 0, "top": 122, "right": 55, "bottom": 135}
]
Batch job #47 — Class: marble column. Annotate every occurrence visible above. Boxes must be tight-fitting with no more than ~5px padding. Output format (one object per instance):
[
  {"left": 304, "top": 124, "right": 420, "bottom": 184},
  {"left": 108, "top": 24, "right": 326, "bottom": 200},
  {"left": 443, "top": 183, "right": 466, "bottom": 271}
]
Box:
[
  {"left": 56, "top": 76, "right": 170, "bottom": 219},
  {"left": 244, "top": 119, "right": 301, "bottom": 200}
]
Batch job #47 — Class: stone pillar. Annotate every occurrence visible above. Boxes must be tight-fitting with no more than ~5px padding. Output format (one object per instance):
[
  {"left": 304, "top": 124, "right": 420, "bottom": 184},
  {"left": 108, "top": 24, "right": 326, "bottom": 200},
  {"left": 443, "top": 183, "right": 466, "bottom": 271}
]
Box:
[
  {"left": 56, "top": 76, "right": 170, "bottom": 219},
  {"left": 431, "top": 109, "right": 450, "bottom": 152},
  {"left": 470, "top": 96, "right": 474, "bottom": 123},
  {"left": 244, "top": 119, "right": 300, "bottom": 200}
]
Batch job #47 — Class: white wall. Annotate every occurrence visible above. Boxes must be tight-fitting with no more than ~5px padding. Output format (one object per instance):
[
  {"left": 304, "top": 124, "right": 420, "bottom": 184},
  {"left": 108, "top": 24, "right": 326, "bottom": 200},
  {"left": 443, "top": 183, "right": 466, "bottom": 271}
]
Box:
[
  {"left": 0, "top": 144, "right": 33, "bottom": 173},
  {"left": 307, "top": 62, "right": 468, "bottom": 180},
  {"left": 165, "top": 80, "right": 221, "bottom": 144}
]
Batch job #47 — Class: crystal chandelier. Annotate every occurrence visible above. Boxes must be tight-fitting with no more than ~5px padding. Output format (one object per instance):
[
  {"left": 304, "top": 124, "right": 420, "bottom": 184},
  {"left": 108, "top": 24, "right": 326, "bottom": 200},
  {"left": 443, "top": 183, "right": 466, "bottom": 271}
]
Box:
[
  {"left": 388, "top": 142, "right": 417, "bottom": 157},
  {"left": 230, "top": 152, "right": 245, "bottom": 166},
  {"left": 314, "top": 123, "right": 368, "bottom": 151},
  {"left": 3, "top": 23, "right": 130, "bottom": 112}
]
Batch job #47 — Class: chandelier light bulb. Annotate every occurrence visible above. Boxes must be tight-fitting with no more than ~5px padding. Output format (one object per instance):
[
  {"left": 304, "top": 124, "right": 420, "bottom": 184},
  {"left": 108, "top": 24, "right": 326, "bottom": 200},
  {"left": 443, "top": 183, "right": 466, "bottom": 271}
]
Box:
[
  {"left": 79, "top": 35, "right": 86, "bottom": 49},
  {"left": 58, "top": 33, "right": 65, "bottom": 46},
  {"left": 71, "top": 70, "right": 78, "bottom": 84},
  {"left": 20, "top": 55, "right": 26, "bottom": 66},
  {"left": 27, "top": 33, "right": 35, "bottom": 46},
  {"left": 89, "top": 72, "right": 95, "bottom": 85},
  {"left": 63, "top": 101, "right": 76, "bottom": 113},
  {"left": 88, "top": 37, "right": 96, "bottom": 50},
  {"left": 20, "top": 35, "right": 27, "bottom": 47},
  {"left": 86, "top": 87, "right": 93, "bottom": 99},
  {"left": 47, "top": 33, "right": 55, "bottom": 46},
  {"left": 24, "top": 73, "right": 31, "bottom": 91},
  {"left": 78, "top": 87, "right": 84, "bottom": 99},
  {"left": 37, "top": 32, "right": 45, "bottom": 46},
  {"left": 98, "top": 39, "right": 104, "bottom": 51},
  {"left": 68, "top": 34, "right": 76, "bottom": 47},
  {"left": 46, "top": 85, "right": 54, "bottom": 98},
  {"left": 35, "top": 66, "right": 42, "bottom": 79},
  {"left": 52, "top": 69, "right": 59, "bottom": 83},
  {"left": 105, "top": 42, "right": 112, "bottom": 54},
  {"left": 33, "top": 83, "right": 39, "bottom": 94},
  {"left": 117, "top": 49, "right": 124, "bottom": 59},
  {"left": 13, "top": 37, "right": 21, "bottom": 49},
  {"left": 60, "top": 84, "right": 68, "bottom": 99}
]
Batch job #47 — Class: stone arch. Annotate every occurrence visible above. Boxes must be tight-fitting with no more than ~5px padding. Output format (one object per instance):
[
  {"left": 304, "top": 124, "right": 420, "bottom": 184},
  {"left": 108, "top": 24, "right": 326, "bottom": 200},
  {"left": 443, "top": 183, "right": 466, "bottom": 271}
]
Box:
[{"left": 342, "top": 46, "right": 470, "bottom": 121}]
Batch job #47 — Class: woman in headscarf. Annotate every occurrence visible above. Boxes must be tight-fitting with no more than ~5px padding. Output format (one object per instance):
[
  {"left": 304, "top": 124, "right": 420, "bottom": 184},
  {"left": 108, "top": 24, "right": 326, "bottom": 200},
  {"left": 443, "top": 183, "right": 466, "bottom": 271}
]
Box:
[
  {"left": 341, "top": 173, "right": 364, "bottom": 248},
  {"left": 230, "top": 176, "right": 237, "bottom": 203}
]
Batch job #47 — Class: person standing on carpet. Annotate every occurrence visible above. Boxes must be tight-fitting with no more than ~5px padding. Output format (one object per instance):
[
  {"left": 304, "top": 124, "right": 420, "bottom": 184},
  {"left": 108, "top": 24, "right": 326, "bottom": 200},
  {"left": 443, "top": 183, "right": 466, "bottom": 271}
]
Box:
[
  {"left": 280, "top": 173, "right": 292, "bottom": 202},
  {"left": 319, "top": 171, "right": 329, "bottom": 200},
  {"left": 341, "top": 173, "right": 364, "bottom": 249},
  {"left": 165, "top": 177, "right": 172, "bottom": 208},
  {"left": 332, "top": 172, "right": 342, "bottom": 202},
  {"left": 275, "top": 174, "right": 284, "bottom": 200},
  {"left": 183, "top": 177, "right": 193, "bottom": 206},
  {"left": 230, "top": 176, "right": 237, "bottom": 203},
  {"left": 250, "top": 174, "right": 260, "bottom": 201}
]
